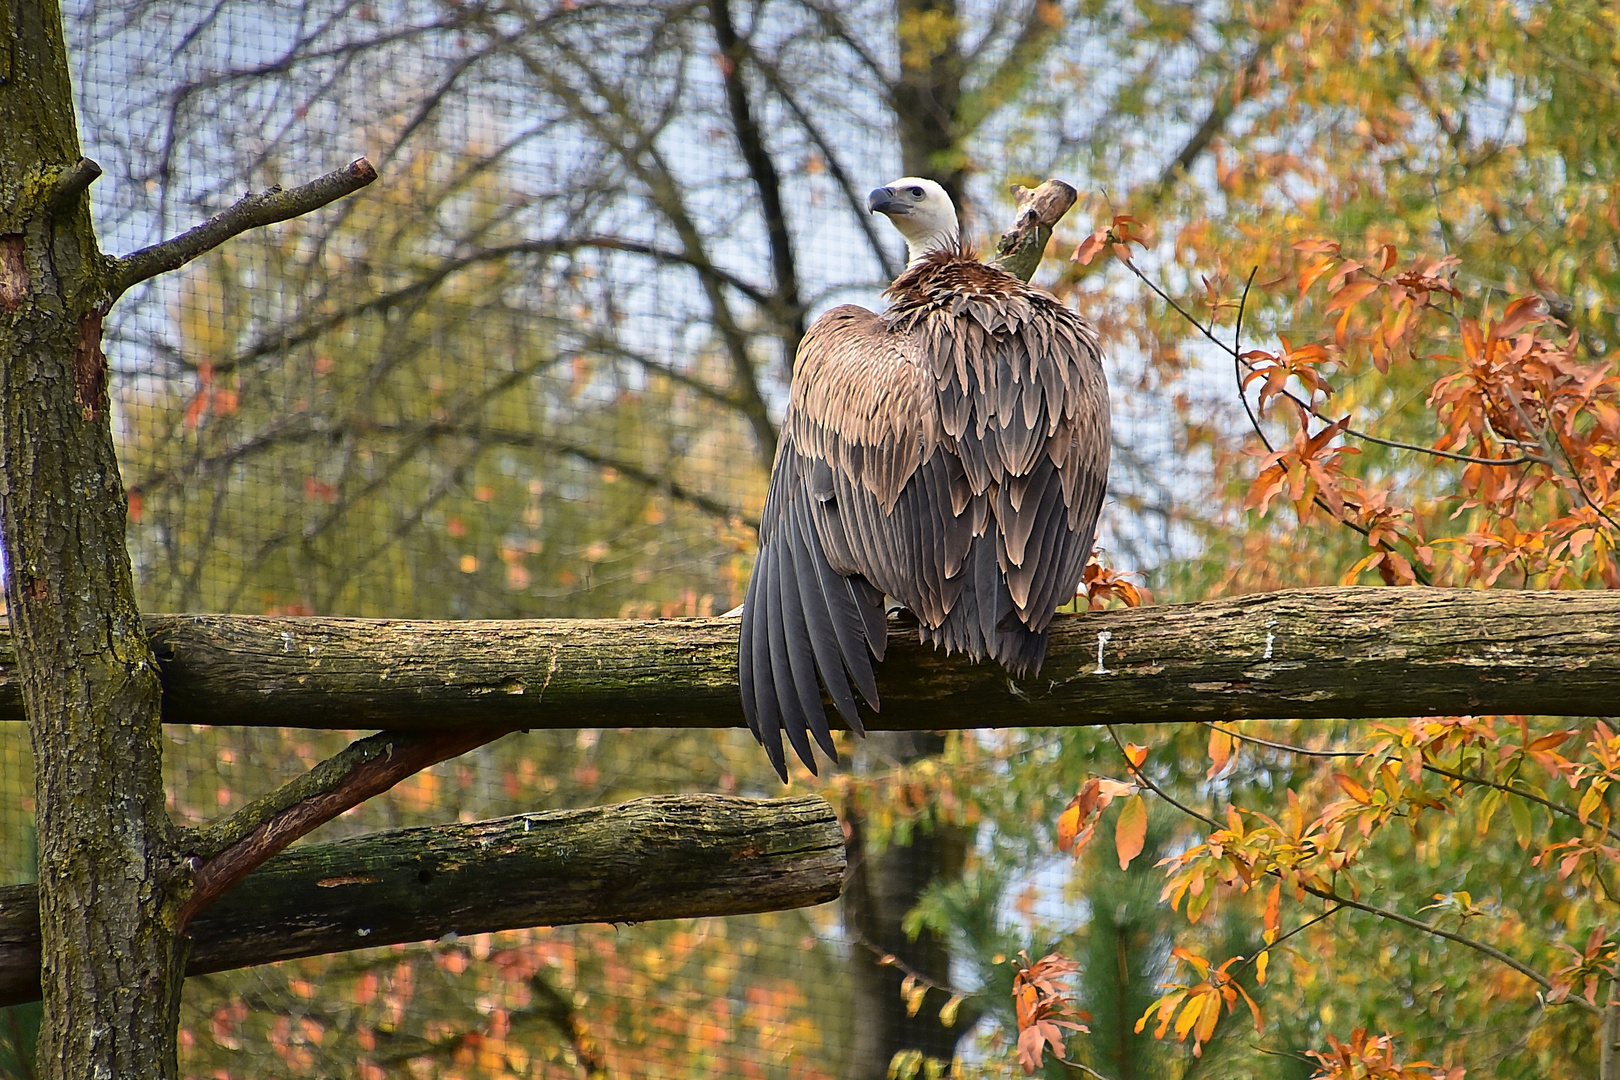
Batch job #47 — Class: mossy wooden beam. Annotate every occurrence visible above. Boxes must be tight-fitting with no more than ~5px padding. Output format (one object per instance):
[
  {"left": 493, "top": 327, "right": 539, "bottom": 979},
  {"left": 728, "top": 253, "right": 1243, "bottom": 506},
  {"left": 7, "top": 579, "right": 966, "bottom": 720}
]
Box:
[
  {"left": 0, "top": 587, "right": 1616, "bottom": 731},
  {"left": 0, "top": 793, "right": 844, "bottom": 1008}
]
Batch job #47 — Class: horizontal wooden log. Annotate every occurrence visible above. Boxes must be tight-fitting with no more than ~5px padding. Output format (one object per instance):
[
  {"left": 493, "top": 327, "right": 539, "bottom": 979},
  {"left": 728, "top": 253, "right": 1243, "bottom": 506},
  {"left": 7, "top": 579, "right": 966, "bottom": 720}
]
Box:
[
  {"left": 0, "top": 587, "right": 1617, "bottom": 731},
  {"left": 0, "top": 793, "right": 844, "bottom": 1007}
]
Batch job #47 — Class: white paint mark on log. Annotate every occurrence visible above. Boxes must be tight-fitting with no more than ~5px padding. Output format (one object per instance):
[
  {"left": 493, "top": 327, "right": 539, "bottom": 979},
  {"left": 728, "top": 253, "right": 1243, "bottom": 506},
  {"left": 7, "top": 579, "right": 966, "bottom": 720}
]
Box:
[
  {"left": 1263, "top": 617, "right": 1277, "bottom": 660},
  {"left": 1095, "top": 631, "right": 1112, "bottom": 674},
  {"left": 281, "top": 631, "right": 294, "bottom": 653}
]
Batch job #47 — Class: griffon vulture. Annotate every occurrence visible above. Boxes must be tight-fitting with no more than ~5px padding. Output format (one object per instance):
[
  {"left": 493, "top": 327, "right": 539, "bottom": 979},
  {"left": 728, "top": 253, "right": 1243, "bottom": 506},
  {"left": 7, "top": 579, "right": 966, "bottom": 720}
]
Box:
[{"left": 739, "top": 177, "right": 1110, "bottom": 780}]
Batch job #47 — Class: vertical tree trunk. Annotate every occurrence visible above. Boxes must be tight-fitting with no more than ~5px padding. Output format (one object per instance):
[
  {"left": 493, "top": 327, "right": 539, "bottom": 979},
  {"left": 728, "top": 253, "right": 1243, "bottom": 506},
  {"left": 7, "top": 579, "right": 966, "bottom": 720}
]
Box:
[
  {"left": 1601, "top": 990, "right": 1618, "bottom": 1080},
  {"left": 0, "top": 3, "right": 186, "bottom": 1078},
  {"left": 893, "top": 0, "right": 966, "bottom": 208},
  {"left": 843, "top": 731, "right": 969, "bottom": 1078}
]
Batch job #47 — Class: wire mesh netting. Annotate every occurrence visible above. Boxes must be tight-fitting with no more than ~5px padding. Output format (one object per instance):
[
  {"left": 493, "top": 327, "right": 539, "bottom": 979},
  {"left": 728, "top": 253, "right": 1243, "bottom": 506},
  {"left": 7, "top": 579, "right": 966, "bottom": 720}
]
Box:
[{"left": 1, "top": 2, "right": 1202, "bottom": 1078}]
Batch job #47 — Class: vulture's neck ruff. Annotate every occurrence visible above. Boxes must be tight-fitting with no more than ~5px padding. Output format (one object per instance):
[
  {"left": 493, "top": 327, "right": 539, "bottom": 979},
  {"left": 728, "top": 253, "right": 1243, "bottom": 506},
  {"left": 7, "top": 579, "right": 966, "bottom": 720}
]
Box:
[{"left": 882, "top": 240, "right": 1012, "bottom": 303}]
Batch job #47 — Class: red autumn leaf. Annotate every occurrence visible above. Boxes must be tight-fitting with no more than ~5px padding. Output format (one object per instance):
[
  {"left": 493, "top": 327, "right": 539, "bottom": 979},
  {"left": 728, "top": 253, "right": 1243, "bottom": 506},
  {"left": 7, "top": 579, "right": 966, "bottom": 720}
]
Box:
[{"left": 1073, "top": 232, "right": 1107, "bottom": 266}]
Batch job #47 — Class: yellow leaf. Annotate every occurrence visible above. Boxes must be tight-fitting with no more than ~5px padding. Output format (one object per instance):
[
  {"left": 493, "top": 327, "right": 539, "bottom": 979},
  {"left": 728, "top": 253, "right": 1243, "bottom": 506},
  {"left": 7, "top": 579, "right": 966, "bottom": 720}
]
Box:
[
  {"left": 1335, "top": 773, "right": 1372, "bottom": 804},
  {"left": 1116, "top": 795, "right": 1148, "bottom": 870},
  {"left": 1578, "top": 782, "right": 1605, "bottom": 825},
  {"left": 1056, "top": 801, "right": 1082, "bottom": 852},
  {"left": 1207, "top": 727, "right": 1234, "bottom": 779}
]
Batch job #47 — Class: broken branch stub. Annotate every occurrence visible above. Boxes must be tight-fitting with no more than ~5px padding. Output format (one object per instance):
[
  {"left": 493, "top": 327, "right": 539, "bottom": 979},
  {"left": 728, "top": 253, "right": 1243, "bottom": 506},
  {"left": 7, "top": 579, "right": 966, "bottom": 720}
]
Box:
[{"left": 992, "top": 179, "right": 1079, "bottom": 283}]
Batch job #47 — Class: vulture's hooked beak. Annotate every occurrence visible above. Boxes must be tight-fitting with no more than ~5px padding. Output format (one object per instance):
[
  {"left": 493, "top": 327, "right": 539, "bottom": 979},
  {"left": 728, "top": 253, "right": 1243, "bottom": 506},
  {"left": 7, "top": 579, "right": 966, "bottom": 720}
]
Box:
[{"left": 868, "top": 186, "right": 908, "bottom": 216}]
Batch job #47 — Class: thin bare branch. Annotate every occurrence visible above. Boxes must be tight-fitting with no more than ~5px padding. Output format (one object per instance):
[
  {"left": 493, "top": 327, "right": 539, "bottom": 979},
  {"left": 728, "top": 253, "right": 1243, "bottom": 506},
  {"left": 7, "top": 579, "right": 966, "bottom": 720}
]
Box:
[
  {"left": 746, "top": 54, "right": 902, "bottom": 279},
  {"left": 1121, "top": 253, "right": 1442, "bottom": 581},
  {"left": 1150, "top": 36, "right": 1276, "bottom": 197},
  {"left": 1105, "top": 725, "right": 1220, "bottom": 829},
  {"left": 1304, "top": 885, "right": 1599, "bottom": 1015},
  {"left": 514, "top": 30, "right": 779, "bottom": 459},
  {"left": 368, "top": 420, "right": 757, "bottom": 526},
  {"left": 113, "top": 158, "right": 378, "bottom": 299},
  {"left": 955, "top": 0, "right": 1064, "bottom": 138}
]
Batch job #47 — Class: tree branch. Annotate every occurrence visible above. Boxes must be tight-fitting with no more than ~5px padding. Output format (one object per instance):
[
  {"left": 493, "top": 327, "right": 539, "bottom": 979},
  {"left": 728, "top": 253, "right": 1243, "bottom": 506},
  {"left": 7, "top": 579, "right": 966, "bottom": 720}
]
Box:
[
  {"left": 384, "top": 420, "right": 756, "bottom": 526},
  {"left": 112, "top": 157, "right": 378, "bottom": 299},
  {"left": 1603, "top": 987, "right": 1619, "bottom": 1080},
  {"left": 744, "top": 52, "right": 902, "bottom": 280},
  {"left": 1149, "top": 36, "right": 1276, "bottom": 199},
  {"left": 2, "top": 587, "right": 1615, "bottom": 732},
  {"left": 1125, "top": 723, "right": 1593, "bottom": 1017},
  {"left": 709, "top": 0, "right": 805, "bottom": 347},
  {"left": 1303, "top": 886, "right": 1599, "bottom": 1016},
  {"left": 0, "top": 793, "right": 845, "bottom": 1008},
  {"left": 179, "top": 726, "right": 511, "bottom": 929},
  {"left": 512, "top": 31, "right": 779, "bottom": 461},
  {"left": 1206, "top": 722, "right": 1620, "bottom": 844}
]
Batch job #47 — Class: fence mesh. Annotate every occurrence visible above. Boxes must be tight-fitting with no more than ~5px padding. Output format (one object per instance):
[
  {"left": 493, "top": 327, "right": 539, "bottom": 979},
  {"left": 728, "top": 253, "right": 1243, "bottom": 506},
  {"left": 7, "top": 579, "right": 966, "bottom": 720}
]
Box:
[{"left": 1, "top": 2, "right": 1190, "bottom": 1077}]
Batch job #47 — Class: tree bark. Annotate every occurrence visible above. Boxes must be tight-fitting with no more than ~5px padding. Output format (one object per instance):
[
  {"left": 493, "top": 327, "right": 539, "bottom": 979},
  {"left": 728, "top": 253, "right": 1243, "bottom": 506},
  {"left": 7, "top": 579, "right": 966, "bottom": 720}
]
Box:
[
  {"left": 843, "top": 731, "right": 968, "bottom": 1077},
  {"left": 0, "top": 2, "right": 185, "bottom": 1077},
  {"left": 1, "top": 587, "right": 1613, "bottom": 730},
  {"left": 894, "top": 0, "right": 966, "bottom": 207},
  {"left": 0, "top": 793, "right": 845, "bottom": 1008}
]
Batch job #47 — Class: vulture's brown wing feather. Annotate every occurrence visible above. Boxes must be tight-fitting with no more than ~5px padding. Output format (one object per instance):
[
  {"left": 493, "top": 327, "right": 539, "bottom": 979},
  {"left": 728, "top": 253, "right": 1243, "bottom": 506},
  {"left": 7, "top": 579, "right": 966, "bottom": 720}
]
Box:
[
  {"left": 740, "top": 258, "right": 1110, "bottom": 778},
  {"left": 888, "top": 256, "right": 1109, "bottom": 663},
  {"left": 740, "top": 305, "right": 935, "bottom": 777}
]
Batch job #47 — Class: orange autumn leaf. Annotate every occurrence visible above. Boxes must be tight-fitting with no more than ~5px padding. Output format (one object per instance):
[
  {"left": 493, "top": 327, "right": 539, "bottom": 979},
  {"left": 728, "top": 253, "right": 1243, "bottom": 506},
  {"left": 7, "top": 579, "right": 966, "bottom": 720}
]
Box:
[
  {"left": 1207, "top": 726, "right": 1235, "bottom": 779},
  {"left": 1116, "top": 794, "right": 1148, "bottom": 870}
]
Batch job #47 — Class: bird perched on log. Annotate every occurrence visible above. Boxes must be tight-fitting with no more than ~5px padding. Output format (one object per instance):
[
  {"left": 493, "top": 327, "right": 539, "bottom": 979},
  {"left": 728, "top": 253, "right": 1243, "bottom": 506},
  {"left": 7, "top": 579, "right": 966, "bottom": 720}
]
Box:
[{"left": 739, "top": 177, "right": 1110, "bottom": 780}]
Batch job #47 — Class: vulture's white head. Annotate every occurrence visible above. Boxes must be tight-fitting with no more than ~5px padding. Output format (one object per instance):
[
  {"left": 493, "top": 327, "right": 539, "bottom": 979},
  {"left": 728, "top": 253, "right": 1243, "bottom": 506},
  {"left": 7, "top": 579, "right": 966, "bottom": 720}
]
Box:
[{"left": 868, "top": 177, "right": 959, "bottom": 265}]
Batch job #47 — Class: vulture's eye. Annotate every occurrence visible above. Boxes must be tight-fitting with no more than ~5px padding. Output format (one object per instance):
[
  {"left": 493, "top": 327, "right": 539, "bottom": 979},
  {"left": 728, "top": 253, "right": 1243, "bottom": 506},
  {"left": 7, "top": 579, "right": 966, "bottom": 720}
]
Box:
[{"left": 909, "top": 186, "right": 925, "bottom": 198}]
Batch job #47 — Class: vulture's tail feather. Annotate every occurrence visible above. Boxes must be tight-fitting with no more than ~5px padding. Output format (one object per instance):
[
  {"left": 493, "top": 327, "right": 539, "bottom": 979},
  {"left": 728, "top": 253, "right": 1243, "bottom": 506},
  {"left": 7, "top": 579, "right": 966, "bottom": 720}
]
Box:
[
  {"left": 764, "top": 559, "right": 819, "bottom": 776},
  {"left": 921, "top": 530, "right": 1051, "bottom": 677},
  {"left": 745, "top": 486, "right": 896, "bottom": 780},
  {"left": 974, "top": 529, "right": 1000, "bottom": 651},
  {"left": 791, "top": 496, "right": 869, "bottom": 736},
  {"left": 739, "top": 554, "right": 763, "bottom": 742},
  {"left": 994, "top": 623, "right": 1049, "bottom": 677},
  {"left": 921, "top": 531, "right": 999, "bottom": 660},
  {"left": 778, "top": 514, "right": 838, "bottom": 764},
  {"left": 745, "top": 541, "right": 788, "bottom": 781},
  {"left": 850, "top": 575, "right": 889, "bottom": 662}
]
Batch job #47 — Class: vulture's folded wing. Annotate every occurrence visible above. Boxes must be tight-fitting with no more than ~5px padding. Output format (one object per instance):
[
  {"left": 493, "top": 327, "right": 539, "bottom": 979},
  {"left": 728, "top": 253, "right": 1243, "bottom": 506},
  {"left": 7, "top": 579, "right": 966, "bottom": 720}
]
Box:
[
  {"left": 740, "top": 269, "right": 1111, "bottom": 780},
  {"left": 740, "top": 304, "right": 947, "bottom": 778},
  {"left": 896, "top": 273, "right": 1111, "bottom": 637}
]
